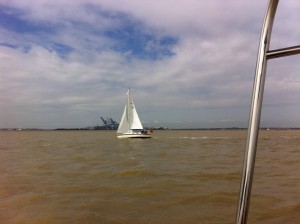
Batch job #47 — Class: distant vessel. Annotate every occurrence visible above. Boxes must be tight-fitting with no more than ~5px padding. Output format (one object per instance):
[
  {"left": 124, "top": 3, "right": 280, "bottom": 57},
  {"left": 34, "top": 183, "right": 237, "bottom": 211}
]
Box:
[{"left": 116, "top": 89, "right": 151, "bottom": 138}]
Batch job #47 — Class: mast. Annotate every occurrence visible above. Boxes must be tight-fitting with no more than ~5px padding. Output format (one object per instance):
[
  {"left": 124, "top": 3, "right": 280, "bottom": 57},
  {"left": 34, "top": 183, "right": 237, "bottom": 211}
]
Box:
[{"left": 127, "top": 88, "right": 131, "bottom": 131}]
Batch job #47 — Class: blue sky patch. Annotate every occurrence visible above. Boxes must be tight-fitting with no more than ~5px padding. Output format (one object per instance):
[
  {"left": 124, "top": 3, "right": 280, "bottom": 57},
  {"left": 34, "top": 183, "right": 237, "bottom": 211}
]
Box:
[
  {"left": 49, "top": 43, "right": 74, "bottom": 58},
  {"left": 104, "top": 19, "right": 177, "bottom": 59},
  {"left": 0, "top": 6, "right": 55, "bottom": 34},
  {"left": 0, "top": 4, "right": 177, "bottom": 60},
  {"left": 90, "top": 7, "right": 178, "bottom": 59},
  {"left": 0, "top": 42, "right": 18, "bottom": 49}
]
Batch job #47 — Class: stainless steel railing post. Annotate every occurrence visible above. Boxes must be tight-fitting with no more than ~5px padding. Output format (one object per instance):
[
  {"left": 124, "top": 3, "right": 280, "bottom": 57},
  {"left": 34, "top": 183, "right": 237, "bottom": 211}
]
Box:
[
  {"left": 236, "top": 1, "right": 279, "bottom": 223},
  {"left": 235, "top": 0, "right": 300, "bottom": 223}
]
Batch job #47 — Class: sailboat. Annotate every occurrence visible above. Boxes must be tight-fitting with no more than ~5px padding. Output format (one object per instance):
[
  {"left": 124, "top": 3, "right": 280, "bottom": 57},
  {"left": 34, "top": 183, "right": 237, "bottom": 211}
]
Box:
[{"left": 116, "top": 89, "right": 151, "bottom": 138}]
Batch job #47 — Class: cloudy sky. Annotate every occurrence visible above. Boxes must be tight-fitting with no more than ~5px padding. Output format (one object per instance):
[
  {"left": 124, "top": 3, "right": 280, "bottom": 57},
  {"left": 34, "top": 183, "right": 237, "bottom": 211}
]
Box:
[{"left": 1, "top": 0, "right": 300, "bottom": 129}]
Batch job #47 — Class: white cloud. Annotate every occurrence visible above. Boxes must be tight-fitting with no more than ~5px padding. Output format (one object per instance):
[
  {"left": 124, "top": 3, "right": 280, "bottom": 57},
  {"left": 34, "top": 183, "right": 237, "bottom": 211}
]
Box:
[{"left": 1, "top": 0, "right": 300, "bottom": 128}]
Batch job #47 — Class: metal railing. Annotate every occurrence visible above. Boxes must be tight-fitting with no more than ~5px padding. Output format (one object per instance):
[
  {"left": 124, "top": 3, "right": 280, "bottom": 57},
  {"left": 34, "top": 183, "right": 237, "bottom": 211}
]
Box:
[{"left": 236, "top": 0, "right": 300, "bottom": 223}]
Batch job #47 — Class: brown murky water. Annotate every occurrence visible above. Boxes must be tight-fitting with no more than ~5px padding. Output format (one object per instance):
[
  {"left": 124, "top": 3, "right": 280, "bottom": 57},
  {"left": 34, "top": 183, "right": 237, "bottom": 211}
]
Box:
[{"left": 0, "top": 130, "right": 299, "bottom": 223}]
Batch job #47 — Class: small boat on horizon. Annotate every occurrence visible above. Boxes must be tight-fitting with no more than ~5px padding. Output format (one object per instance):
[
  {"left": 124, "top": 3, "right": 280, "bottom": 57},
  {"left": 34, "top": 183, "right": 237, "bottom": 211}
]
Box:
[{"left": 116, "top": 89, "right": 151, "bottom": 139}]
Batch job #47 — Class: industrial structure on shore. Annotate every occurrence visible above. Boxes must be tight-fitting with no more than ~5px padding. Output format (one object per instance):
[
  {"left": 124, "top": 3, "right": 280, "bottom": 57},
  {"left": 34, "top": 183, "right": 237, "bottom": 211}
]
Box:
[{"left": 94, "top": 117, "right": 119, "bottom": 130}]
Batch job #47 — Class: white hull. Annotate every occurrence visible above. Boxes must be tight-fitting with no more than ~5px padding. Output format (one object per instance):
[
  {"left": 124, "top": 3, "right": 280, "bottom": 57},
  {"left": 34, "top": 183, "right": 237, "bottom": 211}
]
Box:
[{"left": 117, "top": 133, "right": 151, "bottom": 139}]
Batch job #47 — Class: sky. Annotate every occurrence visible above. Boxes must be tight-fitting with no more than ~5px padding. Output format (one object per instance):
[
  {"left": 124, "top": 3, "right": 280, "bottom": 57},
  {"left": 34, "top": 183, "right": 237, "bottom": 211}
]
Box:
[{"left": 1, "top": 0, "right": 300, "bottom": 129}]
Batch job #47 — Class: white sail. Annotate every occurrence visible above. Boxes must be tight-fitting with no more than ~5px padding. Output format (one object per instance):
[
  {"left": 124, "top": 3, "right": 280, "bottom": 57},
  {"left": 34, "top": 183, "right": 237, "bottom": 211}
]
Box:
[
  {"left": 117, "top": 89, "right": 143, "bottom": 133},
  {"left": 117, "top": 105, "right": 128, "bottom": 133},
  {"left": 128, "top": 93, "right": 143, "bottom": 130},
  {"left": 116, "top": 89, "right": 150, "bottom": 138}
]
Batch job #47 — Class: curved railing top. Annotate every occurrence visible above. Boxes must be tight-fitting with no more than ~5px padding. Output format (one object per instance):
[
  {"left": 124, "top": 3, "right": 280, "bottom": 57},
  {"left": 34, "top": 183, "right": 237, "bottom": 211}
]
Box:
[{"left": 236, "top": 0, "right": 300, "bottom": 223}]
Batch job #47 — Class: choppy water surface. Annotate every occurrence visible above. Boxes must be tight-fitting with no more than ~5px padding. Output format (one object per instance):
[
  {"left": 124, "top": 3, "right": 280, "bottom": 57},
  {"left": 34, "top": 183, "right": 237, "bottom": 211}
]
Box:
[{"left": 0, "top": 130, "right": 299, "bottom": 223}]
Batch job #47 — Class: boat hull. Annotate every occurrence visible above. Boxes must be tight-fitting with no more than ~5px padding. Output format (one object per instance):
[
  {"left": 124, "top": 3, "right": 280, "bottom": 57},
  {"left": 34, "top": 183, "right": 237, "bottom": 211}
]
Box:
[{"left": 117, "top": 134, "right": 151, "bottom": 139}]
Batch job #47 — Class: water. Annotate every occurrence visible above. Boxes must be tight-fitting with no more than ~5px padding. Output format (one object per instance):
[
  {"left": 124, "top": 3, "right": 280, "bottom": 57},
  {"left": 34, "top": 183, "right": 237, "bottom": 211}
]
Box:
[{"left": 0, "top": 130, "right": 299, "bottom": 223}]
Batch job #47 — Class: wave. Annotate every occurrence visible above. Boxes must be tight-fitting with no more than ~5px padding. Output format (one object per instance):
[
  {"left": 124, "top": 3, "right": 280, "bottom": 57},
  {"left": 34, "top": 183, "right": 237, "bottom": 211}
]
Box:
[{"left": 111, "top": 168, "right": 157, "bottom": 178}]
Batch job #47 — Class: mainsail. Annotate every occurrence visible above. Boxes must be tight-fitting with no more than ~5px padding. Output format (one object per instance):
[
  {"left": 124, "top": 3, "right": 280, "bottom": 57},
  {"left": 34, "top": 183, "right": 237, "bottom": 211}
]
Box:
[{"left": 117, "top": 89, "right": 143, "bottom": 134}]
